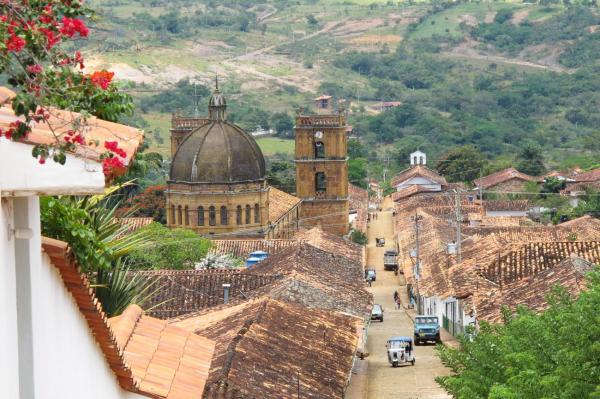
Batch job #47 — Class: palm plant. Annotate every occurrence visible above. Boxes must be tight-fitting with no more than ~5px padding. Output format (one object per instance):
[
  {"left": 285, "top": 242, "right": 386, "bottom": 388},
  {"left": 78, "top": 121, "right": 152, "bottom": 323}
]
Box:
[{"left": 93, "top": 261, "right": 166, "bottom": 317}]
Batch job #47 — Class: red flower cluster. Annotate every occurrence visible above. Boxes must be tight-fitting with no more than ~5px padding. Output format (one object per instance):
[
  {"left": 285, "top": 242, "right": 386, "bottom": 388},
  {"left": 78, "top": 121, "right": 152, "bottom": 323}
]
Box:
[
  {"left": 90, "top": 70, "right": 114, "bottom": 90},
  {"left": 6, "top": 34, "right": 25, "bottom": 52},
  {"left": 102, "top": 156, "right": 125, "bottom": 176},
  {"left": 104, "top": 140, "right": 127, "bottom": 158},
  {"left": 59, "top": 17, "right": 88, "bottom": 38},
  {"left": 0, "top": 120, "right": 28, "bottom": 140},
  {"left": 27, "top": 64, "right": 43, "bottom": 74},
  {"left": 64, "top": 129, "right": 85, "bottom": 145}
]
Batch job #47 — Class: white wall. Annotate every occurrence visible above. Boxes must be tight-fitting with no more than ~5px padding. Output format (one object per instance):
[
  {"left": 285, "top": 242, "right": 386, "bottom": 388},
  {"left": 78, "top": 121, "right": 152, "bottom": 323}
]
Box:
[
  {"left": 31, "top": 250, "right": 143, "bottom": 399},
  {"left": 0, "top": 196, "right": 20, "bottom": 398},
  {"left": 397, "top": 177, "right": 441, "bottom": 192},
  {"left": 0, "top": 195, "right": 142, "bottom": 399},
  {"left": 485, "top": 210, "right": 528, "bottom": 217},
  {"left": 0, "top": 139, "right": 105, "bottom": 196}
]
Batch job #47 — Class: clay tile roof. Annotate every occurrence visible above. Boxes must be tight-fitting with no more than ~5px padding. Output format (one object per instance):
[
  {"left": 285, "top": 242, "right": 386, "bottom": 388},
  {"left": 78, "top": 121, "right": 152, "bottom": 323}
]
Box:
[
  {"left": 117, "top": 217, "right": 154, "bottom": 236},
  {"left": 474, "top": 167, "right": 538, "bottom": 189},
  {"left": 0, "top": 86, "right": 16, "bottom": 104},
  {"left": 295, "top": 227, "right": 364, "bottom": 265},
  {"left": 391, "top": 185, "right": 438, "bottom": 201},
  {"left": 0, "top": 88, "right": 143, "bottom": 176},
  {"left": 573, "top": 167, "right": 600, "bottom": 183},
  {"left": 172, "top": 297, "right": 362, "bottom": 399},
  {"left": 563, "top": 180, "right": 600, "bottom": 194},
  {"left": 41, "top": 237, "right": 138, "bottom": 393},
  {"left": 130, "top": 269, "right": 283, "bottom": 319},
  {"left": 475, "top": 256, "right": 594, "bottom": 323},
  {"left": 210, "top": 238, "right": 298, "bottom": 258},
  {"left": 390, "top": 165, "right": 447, "bottom": 187},
  {"left": 109, "top": 305, "right": 215, "bottom": 399},
  {"left": 314, "top": 95, "right": 333, "bottom": 100},
  {"left": 269, "top": 187, "right": 302, "bottom": 223},
  {"left": 483, "top": 200, "right": 530, "bottom": 212},
  {"left": 42, "top": 237, "right": 216, "bottom": 398}
]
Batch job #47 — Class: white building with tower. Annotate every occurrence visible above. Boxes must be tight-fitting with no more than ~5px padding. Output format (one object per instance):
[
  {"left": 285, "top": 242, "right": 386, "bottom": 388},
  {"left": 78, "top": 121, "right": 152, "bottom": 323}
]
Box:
[{"left": 391, "top": 151, "right": 448, "bottom": 198}]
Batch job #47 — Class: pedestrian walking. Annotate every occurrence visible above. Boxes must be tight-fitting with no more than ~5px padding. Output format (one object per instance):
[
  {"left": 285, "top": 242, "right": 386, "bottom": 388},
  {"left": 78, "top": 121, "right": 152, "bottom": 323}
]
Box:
[
  {"left": 393, "top": 290, "right": 399, "bottom": 302},
  {"left": 395, "top": 297, "right": 401, "bottom": 310}
]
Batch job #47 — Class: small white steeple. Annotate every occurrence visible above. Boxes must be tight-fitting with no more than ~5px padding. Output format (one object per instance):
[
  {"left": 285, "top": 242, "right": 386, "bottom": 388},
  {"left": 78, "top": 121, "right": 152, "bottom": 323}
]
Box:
[{"left": 410, "top": 150, "right": 426, "bottom": 166}]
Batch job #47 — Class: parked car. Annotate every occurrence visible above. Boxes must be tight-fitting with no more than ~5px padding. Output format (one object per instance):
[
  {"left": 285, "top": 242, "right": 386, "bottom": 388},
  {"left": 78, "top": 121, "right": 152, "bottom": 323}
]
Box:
[
  {"left": 371, "top": 304, "right": 384, "bottom": 322},
  {"left": 414, "top": 315, "right": 440, "bottom": 344},
  {"left": 383, "top": 250, "right": 398, "bottom": 271},
  {"left": 376, "top": 237, "right": 385, "bottom": 247},
  {"left": 386, "top": 336, "right": 415, "bottom": 367},
  {"left": 365, "top": 268, "right": 376, "bottom": 282}
]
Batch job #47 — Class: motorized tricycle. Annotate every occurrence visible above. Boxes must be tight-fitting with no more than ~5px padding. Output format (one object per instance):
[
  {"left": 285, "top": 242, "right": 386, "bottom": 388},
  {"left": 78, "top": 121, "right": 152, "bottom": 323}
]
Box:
[{"left": 386, "top": 336, "right": 415, "bottom": 367}]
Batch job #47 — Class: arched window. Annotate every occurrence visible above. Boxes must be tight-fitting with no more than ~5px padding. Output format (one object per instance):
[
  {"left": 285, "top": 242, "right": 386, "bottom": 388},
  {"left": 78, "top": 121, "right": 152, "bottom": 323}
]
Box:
[
  {"left": 209, "top": 206, "right": 216, "bottom": 226},
  {"left": 314, "top": 141, "right": 325, "bottom": 158},
  {"left": 413, "top": 156, "right": 418, "bottom": 165},
  {"left": 236, "top": 205, "right": 242, "bottom": 225},
  {"left": 197, "top": 206, "right": 205, "bottom": 226},
  {"left": 254, "top": 204, "right": 260, "bottom": 223},
  {"left": 419, "top": 156, "right": 424, "bottom": 165},
  {"left": 245, "top": 205, "right": 251, "bottom": 224},
  {"left": 184, "top": 206, "right": 189, "bottom": 225},
  {"left": 177, "top": 205, "right": 182, "bottom": 225},
  {"left": 170, "top": 205, "right": 176, "bottom": 224},
  {"left": 315, "top": 172, "right": 326, "bottom": 193},
  {"left": 220, "top": 206, "right": 228, "bottom": 225}
]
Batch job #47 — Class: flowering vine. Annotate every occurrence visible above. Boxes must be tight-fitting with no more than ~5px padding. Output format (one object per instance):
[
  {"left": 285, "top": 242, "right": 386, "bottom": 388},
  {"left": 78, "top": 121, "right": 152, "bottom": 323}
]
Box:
[{"left": 0, "top": 0, "right": 134, "bottom": 174}]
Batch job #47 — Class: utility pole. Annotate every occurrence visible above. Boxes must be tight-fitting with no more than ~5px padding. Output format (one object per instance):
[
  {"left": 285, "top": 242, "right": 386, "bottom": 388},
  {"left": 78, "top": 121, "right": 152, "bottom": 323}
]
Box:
[
  {"left": 412, "top": 211, "right": 423, "bottom": 313},
  {"left": 479, "top": 167, "right": 484, "bottom": 213},
  {"left": 454, "top": 189, "right": 462, "bottom": 263}
]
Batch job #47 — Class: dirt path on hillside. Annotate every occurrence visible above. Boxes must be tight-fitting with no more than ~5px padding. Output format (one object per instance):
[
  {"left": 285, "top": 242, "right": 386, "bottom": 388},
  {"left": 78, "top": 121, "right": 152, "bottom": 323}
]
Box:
[{"left": 443, "top": 40, "right": 573, "bottom": 73}]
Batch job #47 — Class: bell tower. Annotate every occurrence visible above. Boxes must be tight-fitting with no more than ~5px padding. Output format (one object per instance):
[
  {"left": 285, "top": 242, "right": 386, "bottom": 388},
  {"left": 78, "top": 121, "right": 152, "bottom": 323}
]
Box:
[{"left": 294, "top": 99, "right": 349, "bottom": 235}]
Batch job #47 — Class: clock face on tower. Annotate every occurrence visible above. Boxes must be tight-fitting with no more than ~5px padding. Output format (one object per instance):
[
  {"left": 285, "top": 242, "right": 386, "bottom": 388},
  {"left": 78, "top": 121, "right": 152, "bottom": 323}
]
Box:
[{"left": 314, "top": 131, "right": 323, "bottom": 139}]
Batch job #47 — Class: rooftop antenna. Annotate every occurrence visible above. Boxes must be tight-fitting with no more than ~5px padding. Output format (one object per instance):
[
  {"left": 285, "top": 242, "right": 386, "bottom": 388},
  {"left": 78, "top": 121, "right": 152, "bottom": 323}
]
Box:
[
  {"left": 215, "top": 74, "right": 219, "bottom": 91},
  {"left": 192, "top": 83, "right": 201, "bottom": 117}
]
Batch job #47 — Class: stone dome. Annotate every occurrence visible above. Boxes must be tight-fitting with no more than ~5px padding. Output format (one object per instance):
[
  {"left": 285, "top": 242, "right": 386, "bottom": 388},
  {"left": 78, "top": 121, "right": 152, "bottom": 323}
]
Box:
[
  {"left": 170, "top": 121, "right": 266, "bottom": 183},
  {"left": 170, "top": 85, "right": 265, "bottom": 184}
]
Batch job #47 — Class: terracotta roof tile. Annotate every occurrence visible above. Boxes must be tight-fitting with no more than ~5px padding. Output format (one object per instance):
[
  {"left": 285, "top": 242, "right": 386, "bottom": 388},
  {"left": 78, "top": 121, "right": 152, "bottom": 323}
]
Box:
[
  {"left": 295, "top": 227, "right": 364, "bottom": 265},
  {"left": 269, "top": 187, "right": 302, "bottom": 223},
  {"left": 118, "top": 217, "right": 154, "bottom": 237},
  {"left": 172, "top": 298, "right": 362, "bottom": 399},
  {"left": 391, "top": 165, "right": 447, "bottom": 187},
  {"left": 572, "top": 167, "right": 600, "bottom": 183},
  {"left": 483, "top": 200, "right": 530, "bottom": 212},
  {"left": 391, "top": 185, "right": 439, "bottom": 201},
  {"left": 474, "top": 167, "right": 538, "bottom": 189},
  {"left": 210, "top": 238, "right": 298, "bottom": 258}
]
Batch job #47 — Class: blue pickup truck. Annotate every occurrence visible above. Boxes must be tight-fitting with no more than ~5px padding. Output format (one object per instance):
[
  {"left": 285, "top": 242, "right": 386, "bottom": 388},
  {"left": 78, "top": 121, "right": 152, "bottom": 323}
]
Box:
[{"left": 414, "top": 315, "right": 441, "bottom": 345}]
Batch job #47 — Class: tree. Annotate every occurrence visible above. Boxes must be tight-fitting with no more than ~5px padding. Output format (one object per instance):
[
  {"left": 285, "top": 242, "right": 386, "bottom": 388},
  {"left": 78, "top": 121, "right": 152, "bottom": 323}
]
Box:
[
  {"left": 348, "top": 139, "right": 368, "bottom": 159},
  {"left": 436, "top": 145, "right": 488, "bottom": 183},
  {"left": 118, "top": 185, "right": 167, "bottom": 223},
  {"left": 127, "top": 223, "right": 212, "bottom": 270},
  {"left": 271, "top": 112, "right": 294, "bottom": 138},
  {"left": 517, "top": 144, "right": 546, "bottom": 176},
  {"left": 306, "top": 14, "right": 318, "bottom": 26},
  {"left": 0, "top": 1, "right": 134, "bottom": 169},
  {"left": 541, "top": 176, "right": 566, "bottom": 194},
  {"left": 436, "top": 267, "right": 600, "bottom": 399},
  {"left": 349, "top": 158, "right": 368, "bottom": 188},
  {"left": 350, "top": 230, "right": 368, "bottom": 245}
]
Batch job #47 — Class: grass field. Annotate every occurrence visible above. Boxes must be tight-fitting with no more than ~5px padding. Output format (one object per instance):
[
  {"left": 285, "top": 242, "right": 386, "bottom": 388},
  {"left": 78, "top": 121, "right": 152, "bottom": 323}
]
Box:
[{"left": 256, "top": 137, "right": 295, "bottom": 156}]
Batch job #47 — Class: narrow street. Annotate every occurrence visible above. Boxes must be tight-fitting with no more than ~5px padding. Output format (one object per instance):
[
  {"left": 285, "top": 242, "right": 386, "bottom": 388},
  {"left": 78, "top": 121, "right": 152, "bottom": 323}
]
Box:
[{"left": 365, "top": 198, "right": 450, "bottom": 399}]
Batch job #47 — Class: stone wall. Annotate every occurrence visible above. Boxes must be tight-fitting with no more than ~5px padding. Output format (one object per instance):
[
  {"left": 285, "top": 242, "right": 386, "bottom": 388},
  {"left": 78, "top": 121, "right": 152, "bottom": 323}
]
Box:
[{"left": 300, "top": 199, "right": 349, "bottom": 235}]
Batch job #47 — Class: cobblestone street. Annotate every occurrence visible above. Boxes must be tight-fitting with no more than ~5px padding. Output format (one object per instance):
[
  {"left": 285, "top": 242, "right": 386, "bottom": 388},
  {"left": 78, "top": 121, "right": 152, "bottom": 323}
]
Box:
[{"left": 365, "top": 199, "right": 450, "bottom": 399}]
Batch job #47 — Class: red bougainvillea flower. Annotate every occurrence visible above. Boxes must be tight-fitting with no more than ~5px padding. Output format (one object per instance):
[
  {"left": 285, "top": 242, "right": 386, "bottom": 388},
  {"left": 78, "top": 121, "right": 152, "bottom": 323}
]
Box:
[
  {"left": 6, "top": 35, "right": 26, "bottom": 52},
  {"left": 104, "top": 140, "right": 127, "bottom": 158},
  {"left": 102, "top": 156, "right": 124, "bottom": 176},
  {"left": 39, "top": 27, "right": 60, "bottom": 49},
  {"left": 74, "top": 51, "right": 85, "bottom": 69},
  {"left": 90, "top": 70, "right": 114, "bottom": 90},
  {"left": 27, "top": 64, "right": 43, "bottom": 74},
  {"left": 60, "top": 17, "right": 89, "bottom": 38}
]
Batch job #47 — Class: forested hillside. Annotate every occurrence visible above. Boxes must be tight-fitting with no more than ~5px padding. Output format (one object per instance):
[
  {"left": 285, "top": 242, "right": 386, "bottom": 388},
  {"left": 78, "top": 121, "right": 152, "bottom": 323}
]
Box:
[{"left": 80, "top": 0, "right": 599, "bottom": 184}]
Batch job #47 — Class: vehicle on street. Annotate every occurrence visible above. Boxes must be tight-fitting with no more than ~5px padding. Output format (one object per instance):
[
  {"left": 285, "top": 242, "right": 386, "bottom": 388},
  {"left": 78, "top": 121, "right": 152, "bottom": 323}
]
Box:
[
  {"left": 414, "top": 315, "right": 441, "bottom": 344},
  {"left": 386, "top": 336, "right": 415, "bottom": 367},
  {"left": 383, "top": 250, "right": 398, "bottom": 271},
  {"left": 371, "top": 304, "right": 384, "bottom": 322},
  {"left": 376, "top": 237, "right": 385, "bottom": 247},
  {"left": 365, "top": 268, "right": 376, "bottom": 282}
]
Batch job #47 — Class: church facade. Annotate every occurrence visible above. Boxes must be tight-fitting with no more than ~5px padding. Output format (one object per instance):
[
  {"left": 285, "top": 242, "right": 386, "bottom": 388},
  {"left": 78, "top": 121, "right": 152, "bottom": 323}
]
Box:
[{"left": 165, "top": 83, "right": 300, "bottom": 239}]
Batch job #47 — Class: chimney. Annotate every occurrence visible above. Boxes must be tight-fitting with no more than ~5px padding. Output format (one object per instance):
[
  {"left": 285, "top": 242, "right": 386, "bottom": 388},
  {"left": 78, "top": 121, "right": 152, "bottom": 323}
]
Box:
[{"left": 222, "top": 283, "right": 231, "bottom": 304}]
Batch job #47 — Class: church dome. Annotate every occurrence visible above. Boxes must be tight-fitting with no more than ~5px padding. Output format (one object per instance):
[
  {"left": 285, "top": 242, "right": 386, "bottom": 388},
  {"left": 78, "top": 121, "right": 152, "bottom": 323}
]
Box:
[{"left": 169, "top": 84, "right": 265, "bottom": 184}]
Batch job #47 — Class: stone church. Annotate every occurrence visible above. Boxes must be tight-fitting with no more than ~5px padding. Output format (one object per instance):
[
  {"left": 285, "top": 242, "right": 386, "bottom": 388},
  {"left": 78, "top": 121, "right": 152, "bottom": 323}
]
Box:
[{"left": 166, "top": 84, "right": 349, "bottom": 237}]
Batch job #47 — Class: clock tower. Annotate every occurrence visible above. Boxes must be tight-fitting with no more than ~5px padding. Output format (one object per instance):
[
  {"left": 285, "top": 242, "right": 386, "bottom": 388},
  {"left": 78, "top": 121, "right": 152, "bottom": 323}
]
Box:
[{"left": 294, "top": 98, "right": 349, "bottom": 235}]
